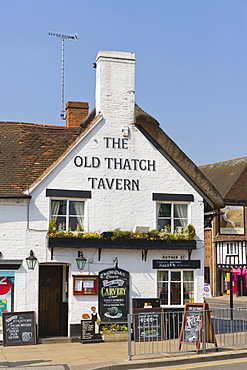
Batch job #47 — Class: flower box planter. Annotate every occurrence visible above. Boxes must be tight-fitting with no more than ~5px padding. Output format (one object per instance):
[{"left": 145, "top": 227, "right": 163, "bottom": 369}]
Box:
[
  {"left": 102, "top": 331, "right": 128, "bottom": 342},
  {"left": 47, "top": 237, "right": 196, "bottom": 251}
]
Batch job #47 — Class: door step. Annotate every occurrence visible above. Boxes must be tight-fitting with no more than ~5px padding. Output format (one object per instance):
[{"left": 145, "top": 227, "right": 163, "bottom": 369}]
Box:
[{"left": 38, "top": 336, "right": 72, "bottom": 344}]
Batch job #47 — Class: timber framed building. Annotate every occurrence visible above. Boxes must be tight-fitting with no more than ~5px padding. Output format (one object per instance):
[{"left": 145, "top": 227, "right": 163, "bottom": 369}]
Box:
[{"left": 200, "top": 157, "right": 247, "bottom": 297}]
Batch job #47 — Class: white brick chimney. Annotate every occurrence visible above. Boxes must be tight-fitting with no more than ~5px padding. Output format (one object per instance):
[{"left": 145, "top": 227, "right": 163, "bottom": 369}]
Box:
[{"left": 95, "top": 50, "right": 135, "bottom": 127}]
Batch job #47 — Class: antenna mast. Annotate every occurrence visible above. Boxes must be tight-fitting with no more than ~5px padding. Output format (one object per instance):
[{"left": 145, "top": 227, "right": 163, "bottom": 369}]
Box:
[{"left": 48, "top": 31, "right": 78, "bottom": 120}]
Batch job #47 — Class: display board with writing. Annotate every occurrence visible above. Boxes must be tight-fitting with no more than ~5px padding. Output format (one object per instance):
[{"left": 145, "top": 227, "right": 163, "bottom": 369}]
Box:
[
  {"left": 152, "top": 260, "right": 200, "bottom": 269},
  {"left": 73, "top": 275, "right": 98, "bottom": 295},
  {"left": 182, "top": 304, "right": 203, "bottom": 343},
  {"left": 178, "top": 303, "right": 217, "bottom": 352},
  {"left": 133, "top": 308, "right": 164, "bottom": 342},
  {"left": 81, "top": 319, "right": 94, "bottom": 340},
  {"left": 99, "top": 268, "right": 129, "bottom": 322},
  {"left": 2, "top": 311, "right": 37, "bottom": 346}
]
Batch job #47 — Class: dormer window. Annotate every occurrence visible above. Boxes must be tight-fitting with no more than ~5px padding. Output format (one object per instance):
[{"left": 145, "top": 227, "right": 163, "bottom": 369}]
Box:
[{"left": 50, "top": 199, "right": 84, "bottom": 232}]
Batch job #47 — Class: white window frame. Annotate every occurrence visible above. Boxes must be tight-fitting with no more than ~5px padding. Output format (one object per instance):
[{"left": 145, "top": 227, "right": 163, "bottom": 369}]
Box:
[
  {"left": 226, "top": 242, "right": 238, "bottom": 255},
  {"left": 49, "top": 197, "right": 86, "bottom": 232},
  {"left": 157, "top": 202, "right": 190, "bottom": 233},
  {"left": 157, "top": 270, "right": 194, "bottom": 307}
]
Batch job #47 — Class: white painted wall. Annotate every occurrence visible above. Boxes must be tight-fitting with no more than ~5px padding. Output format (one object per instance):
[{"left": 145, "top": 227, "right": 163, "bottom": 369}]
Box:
[{"left": 0, "top": 50, "right": 205, "bottom": 336}]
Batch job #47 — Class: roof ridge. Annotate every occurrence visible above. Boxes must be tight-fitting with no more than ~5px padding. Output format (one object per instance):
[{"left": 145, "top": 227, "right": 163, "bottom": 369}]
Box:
[
  {"left": 223, "top": 162, "right": 247, "bottom": 198},
  {"left": 200, "top": 156, "right": 247, "bottom": 167},
  {"left": 0, "top": 121, "right": 70, "bottom": 128}
]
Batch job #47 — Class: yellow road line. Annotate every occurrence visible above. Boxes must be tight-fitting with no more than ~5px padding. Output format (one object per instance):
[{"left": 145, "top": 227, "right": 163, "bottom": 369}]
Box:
[{"left": 160, "top": 358, "right": 247, "bottom": 370}]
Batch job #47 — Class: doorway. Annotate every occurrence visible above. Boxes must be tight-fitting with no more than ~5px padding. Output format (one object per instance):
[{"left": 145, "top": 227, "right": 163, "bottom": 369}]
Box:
[
  {"left": 237, "top": 275, "right": 247, "bottom": 297},
  {"left": 39, "top": 265, "right": 68, "bottom": 337}
]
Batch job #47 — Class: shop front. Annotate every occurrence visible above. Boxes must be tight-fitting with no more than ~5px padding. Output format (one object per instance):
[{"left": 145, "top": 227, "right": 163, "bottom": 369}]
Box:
[
  {"left": 217, "top": 265, "right": 247, "bottom": 297},
  {"left": 46, "top": 238, "right": 201, "bottom": 338},
  {"left": 217, "top": 240, "right": 247, "bottom": 296}
]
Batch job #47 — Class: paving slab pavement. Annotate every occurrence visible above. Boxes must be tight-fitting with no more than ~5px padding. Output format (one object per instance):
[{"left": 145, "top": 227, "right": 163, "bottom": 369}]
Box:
[
  {"left": 1, "top": 296, "right": 247, "bottom": 370},
  {"left": 206, "top": 295, "right": 247, "bottom": 304},
  {"left": 0, "top": 341, "right": 247, "bottom": 370}
]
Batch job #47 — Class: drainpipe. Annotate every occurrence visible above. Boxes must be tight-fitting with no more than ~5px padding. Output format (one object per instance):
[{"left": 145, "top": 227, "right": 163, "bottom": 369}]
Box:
[{"left": 212, "top": 231, "right": 216, "bottom": 297}]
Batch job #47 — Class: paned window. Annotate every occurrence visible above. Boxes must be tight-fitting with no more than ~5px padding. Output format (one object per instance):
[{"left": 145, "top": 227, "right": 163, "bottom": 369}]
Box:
[
  {"left": 157, "top": 270, "right": 194, "bottom": 305},
  {"left": 226, "top": 242, "right": 238, "bottom": 255},
  {"left": 157, "top": 203, "right": 188, "bottom": 232},
  {"left": 50, "top": 199, "right": 84, "bottom": 232}
]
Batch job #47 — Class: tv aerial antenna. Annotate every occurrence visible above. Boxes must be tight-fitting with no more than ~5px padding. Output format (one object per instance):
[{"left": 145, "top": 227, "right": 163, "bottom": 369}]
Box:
[{"left": 48, "top": 31, "right": 79, "bottom": 120}]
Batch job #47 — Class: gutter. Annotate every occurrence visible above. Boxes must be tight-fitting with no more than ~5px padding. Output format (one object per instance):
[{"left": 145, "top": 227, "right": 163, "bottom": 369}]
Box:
[{"left": 0, "top": 196, "right": 32, "bottom": 199}]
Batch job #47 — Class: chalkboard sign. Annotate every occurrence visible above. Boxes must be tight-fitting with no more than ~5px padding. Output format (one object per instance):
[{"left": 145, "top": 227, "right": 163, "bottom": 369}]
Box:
[
  {"left": 81, "top": 319, "right": 94, "bottom": 340},
  {"left": 133, "top": 308, "right": 164, "bottom": 342},
  {"left": 99, "top": 268, "right": 129, "bottom": 322},
  {"left": 2, "top": 311, "right": 37, "bottom": 346},
  {"left": 183, "top": 304, "right": 202, "bottom": 343},
  {"left": 178, "top": 303, "right": 217, "bottom": 352}
]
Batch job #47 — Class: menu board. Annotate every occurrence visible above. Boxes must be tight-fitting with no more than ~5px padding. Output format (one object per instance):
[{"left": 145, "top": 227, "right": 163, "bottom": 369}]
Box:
[
  {"left": 178, "top": 303, "right": 218, "bottom": 352},
  {"left": 99, "top": 268, "right": 129, "bottom": 322},
  {"left": 73, "top": 275, "right": 98, "bottom": 295},
  {"left": 81, "top": 319, "right": 94, "bottom": 340},
  {"left": 2, "top": 311, "right": 36, "bottom": 346},
  {"left": 182, "top": 304, "right": 203, "bottom": 343},
  {"left": 133, "top": 308, "right": 164, "bottom": 342}
]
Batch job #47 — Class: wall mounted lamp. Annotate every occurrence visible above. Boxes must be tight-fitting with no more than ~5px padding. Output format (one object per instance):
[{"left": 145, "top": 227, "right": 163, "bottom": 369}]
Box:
[
  {"left": 122, "top": 126, "right": 129, "bottom": 137},
  {"left": 26, "top": 250, "right": 37, "bottom": 270},
  {"left": 76, "top": 251, "right": 87, "bottom": 271}
]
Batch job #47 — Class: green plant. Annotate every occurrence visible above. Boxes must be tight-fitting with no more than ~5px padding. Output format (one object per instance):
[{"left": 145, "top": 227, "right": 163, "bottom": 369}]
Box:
[
  {"left": 146, "top": 229, "right": 160, "bottom": 239},
  {"left": 47, "top": 225, "right": 196, "bottom": 241},
  {"left": 48, "top": 218, "right": 57, "bottom": 233},
  {"left": 110, "top": 229, "right": 134, "bottom": 240},
  {"left": 185, "top": 224, "right": 196, "bottom": 240},
  {"left": 101, "top": 324, "right": 128, "bottom": 332}
]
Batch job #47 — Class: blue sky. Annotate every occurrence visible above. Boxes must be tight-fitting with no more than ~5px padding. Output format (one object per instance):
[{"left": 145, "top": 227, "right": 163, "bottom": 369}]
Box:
[{"left": 1, "top": 0, "right": 246, "bottom": 165}]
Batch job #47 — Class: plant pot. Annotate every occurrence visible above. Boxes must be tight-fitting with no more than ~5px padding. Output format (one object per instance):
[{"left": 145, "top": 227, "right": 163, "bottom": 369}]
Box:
[
  {"left": 48, "top": 237, "right": 196, "bottom": 250},
  {"left": 102, "top": 331, "right": 128, "bottom": 342}
]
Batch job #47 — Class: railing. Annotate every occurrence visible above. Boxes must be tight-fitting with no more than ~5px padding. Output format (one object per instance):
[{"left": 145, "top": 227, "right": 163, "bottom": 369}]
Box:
[{"left": 128, "top": 307, "right": 247, "bottom": 360}]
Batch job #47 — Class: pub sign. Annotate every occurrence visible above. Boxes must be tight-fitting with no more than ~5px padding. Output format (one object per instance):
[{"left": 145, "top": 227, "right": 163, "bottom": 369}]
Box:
[
  {"left": 99, "top": 268, "right": 129, "bottom": 322},
  {"left": 152, "top": 260, "right": 201, "bottom": 269}
]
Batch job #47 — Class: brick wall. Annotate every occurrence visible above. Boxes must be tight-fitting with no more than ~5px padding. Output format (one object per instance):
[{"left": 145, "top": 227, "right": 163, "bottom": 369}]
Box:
[{"left": 66, "top": 101, "right": 89, "bottom": 127}]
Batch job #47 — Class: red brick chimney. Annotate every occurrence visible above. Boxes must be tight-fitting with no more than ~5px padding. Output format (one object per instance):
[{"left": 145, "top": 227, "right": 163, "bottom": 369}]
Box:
[{"left": 65, "top": 101, "right": 89, "bottom": 127}]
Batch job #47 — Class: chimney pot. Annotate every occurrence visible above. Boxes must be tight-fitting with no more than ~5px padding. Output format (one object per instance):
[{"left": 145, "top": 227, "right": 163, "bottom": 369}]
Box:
[{"left": 66, "top": 101, "right": 89, "bottom": 127}]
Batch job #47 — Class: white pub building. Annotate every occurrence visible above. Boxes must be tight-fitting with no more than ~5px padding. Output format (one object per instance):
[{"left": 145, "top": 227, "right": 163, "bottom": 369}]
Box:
[{"left": 0, "top": 50, "right": 223, "bottom": 340}]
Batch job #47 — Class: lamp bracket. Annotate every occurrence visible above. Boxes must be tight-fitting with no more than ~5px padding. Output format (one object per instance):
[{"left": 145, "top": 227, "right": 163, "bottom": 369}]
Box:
[
  {"left": 98, "top": 248, "right": 102, "bottom": 261},
  {"left": 142, "top": 249, "right": 148, "bottom": 261}
]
